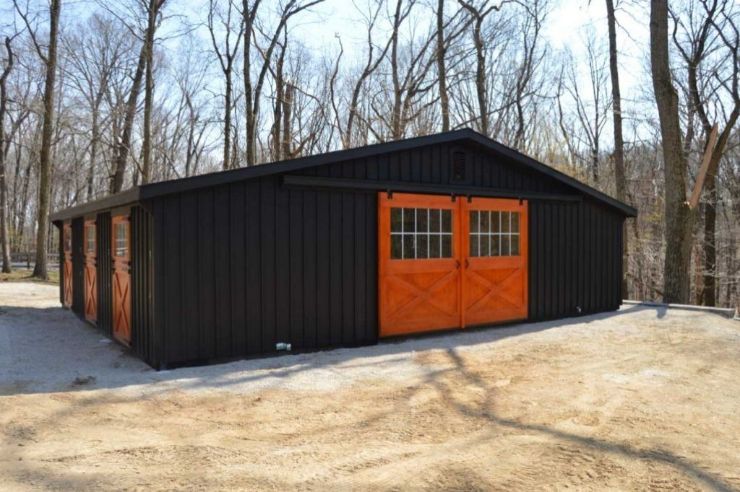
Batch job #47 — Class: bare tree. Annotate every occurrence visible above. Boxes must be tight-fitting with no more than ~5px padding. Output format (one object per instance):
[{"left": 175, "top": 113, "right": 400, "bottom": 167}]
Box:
[
  {"left": 651, "top": 0, "right": 693, "bottom": 303},
  {"left": 672, "top": 0, "right": 740, "bottom": 305},
  {"left": 606, "top": 0, "right": 629, "bottom": 296},
  {"left": 0, "top": 35, "right": 15, "bottom": 273},
  {"left": 457, "top": 0, "right": 506, "bottom": 136},
  {"left": 15, "top": 0, "right": 62, "bottom": 280},
  {"left": 208, "top": 0, "right": 243, "bottom": 170},
  {"left": 141, "top": 0, "right": 166, "bottom": 184},
  {"left": 242, "top": 0, "right": 324, "bottom": 166}
]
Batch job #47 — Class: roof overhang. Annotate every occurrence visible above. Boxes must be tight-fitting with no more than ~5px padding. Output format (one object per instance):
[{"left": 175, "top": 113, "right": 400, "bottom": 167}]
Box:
[{"left": 50, "top": 129, "right": 637, "bottom": 221}]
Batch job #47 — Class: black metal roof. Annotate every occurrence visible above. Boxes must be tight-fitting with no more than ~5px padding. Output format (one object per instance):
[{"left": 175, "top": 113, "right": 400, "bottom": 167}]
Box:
[{"left": 51, "top": 128, "right": 637, "bottom": 221}]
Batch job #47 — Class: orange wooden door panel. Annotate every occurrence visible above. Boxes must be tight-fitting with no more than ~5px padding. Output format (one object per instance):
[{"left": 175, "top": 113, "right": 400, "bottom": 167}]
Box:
[
  {"left": 378, "top": 193, "right": 462, "bottom": 336},
  {"left": 63, "top": 222, "right": 73, "bottom": 308},
  {"left": 461, "top": 198, "right": 528, "bottom": 327},
  {"left": 112, "top": 214, "right": 131, "bottom": 346},
  {"left": 84, "top": 220, "right": 97, "bottom": 323}
]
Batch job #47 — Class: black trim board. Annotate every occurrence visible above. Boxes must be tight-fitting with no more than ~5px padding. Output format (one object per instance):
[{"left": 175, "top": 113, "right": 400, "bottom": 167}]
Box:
[
  {"left": 282, "top": 175, "right": 583, "bottom": 202},
  {"left": 51, "top": 128, "right": 637, "bottom": 221}
]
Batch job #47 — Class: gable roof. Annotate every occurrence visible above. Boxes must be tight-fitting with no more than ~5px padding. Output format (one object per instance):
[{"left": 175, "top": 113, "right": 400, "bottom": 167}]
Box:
[{"left": 51, "top": 128, "right": 637, "bottom": 221}]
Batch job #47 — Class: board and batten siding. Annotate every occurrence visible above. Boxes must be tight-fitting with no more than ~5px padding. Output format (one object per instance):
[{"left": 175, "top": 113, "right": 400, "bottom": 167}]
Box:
[
  {"left": 147, "top": 175, "right": 377, "bottom": 367},
  {"left": 146, "top": 141, "right": 623, "bottom": 367},
  {"left": 71, "top": 217, "right": 85, "bottom": 317},
  {"left": 96, "top": 212, "right": 113, "bottom": 336}
]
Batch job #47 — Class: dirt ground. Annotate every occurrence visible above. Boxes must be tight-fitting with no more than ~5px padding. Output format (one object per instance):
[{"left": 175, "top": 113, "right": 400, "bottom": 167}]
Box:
[{"left": 1, "top": 283, "right": 739, "bottom": 491}]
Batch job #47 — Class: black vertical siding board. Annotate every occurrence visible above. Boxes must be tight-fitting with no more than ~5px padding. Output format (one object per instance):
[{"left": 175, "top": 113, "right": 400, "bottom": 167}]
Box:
[
  {"left": 96, "top": 212, "right": 112, "bottom": 337},
  {"left": 197, "top": 189, "right": 216, "bottom": 359},
  {"left": 329, "top": 190, "right": 343, "bottom": 345},
  {"left": 354, "top": 187, "right": 366, "bottom": 344},
  {"left": 163, "top": 195, "right": 181, "bottom": 363},
  {"left": 341, "top": 191, "right": 354, "bottom": 344},
  {"left": 275, "top": 184, "right": 290, "bottom": 346},
  {"left": 213, "top": 186, "right": 232, "bottom": 357},
  {"left": 289, "top": 189, "right": 304, "bottom": 348},
  {"left": 366, "top": 193, "right": 378, "bottom": 343},
  {"left": 130, "top": 206, "right": 156, "bottom": 366},
  {"left": 302, "top": 190, "right": 318, "bottom": 348},
  {"left": 71, "top": 217, "right": 85, "bottom": 316},
  {"left": 245, "top": 181, "right": 262, "bottom": 354},
  {"left": 152, "top": 200, "right": 165, "bottom": 367},
  {"left": 58, "top": 226, "right": 64, "bottom": 304},
  {"left": 179, "top": 193, "right": 199, "bottom": 362},
  {"left": 316, "top": 190, "right": 331, "bottom": 347},
  {"left": 229, "top": 182, "right": 247, "bottom": 354},
  {"left": 259, "top": 177, "right": 276, "bottom": 353}
]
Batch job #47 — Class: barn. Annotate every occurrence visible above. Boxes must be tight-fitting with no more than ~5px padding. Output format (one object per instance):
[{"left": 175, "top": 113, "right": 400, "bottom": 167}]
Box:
[{"left": 51, "top": 128, "right": 637, "bottom": 369}]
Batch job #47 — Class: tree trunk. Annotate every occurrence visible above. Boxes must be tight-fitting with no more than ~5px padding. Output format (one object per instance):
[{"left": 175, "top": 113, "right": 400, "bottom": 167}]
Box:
[
  {"left": 650, "top": 0, "right": 692, "bottom": 303},
  {"left": 282, "top": 83, "right": 293, "bottom": 157},
  {"left": 606, "top": 0, "right": 629, "bottom": 299},
  {"left": 32, "top": 0, "right": 61, "bottom": 280},
  {"left": 436, "top": 0, "right": 449, "bottom": 132},
  {"left": 473, "top": 16, "right": 487, "bottom": 135},
  {"left": 0, "top": 36, "right": 13, "bottom": 273},
  {"left": 111, "top": 40, "right": 147, "bottom": 193},
  {"left": 701, "top": 164, "right": 718, "bottom": 306},
  {"left": 223, "top": 72, "right": 232, "bottom": 169},
  {"left": 141, "top": 0, "right": 164, "bottom": 184},
  {"left": 86, "top": 107, "right": 99, "bottom": 201}
]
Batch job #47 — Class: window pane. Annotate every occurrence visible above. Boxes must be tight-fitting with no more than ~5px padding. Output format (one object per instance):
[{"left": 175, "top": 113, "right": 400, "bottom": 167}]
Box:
[
  {"left": 403, "top": 208, "right": 415, "bottom": 233},
  {"left": 417, "top": 234, "right": 429, "bottom": 259},
  {"left": 491, "top": 234, "right": 500, "bottom": 256},
  {"left": 391, "top": 235, "right": 403, "bottom": 259},
  {"left": 480, "top": 210, "right": 490, "bottom": 233},
  {"left": 470, "top": 234, "right": 479, "bottom": 257},
  {"left": 441, "top": 210, "right": 452, "bottom": 233},
  {"left": 441, "top": 234, "right": 452, "bottom": 258},
  {"left": 511, "top": 212, "right": 519, "bottom": 233},
  {"left": 430, "top": 209, "right": 440, "bottom": 232},
  {"left": 418, "top": 208, "right": 429, "bottom": 233},
  {"left": 501, "top": 211, "right": 510, "bottom": 233},
  {"left": 511, "top": 234, "right": 520, "bottom": 256},
  {"left": 469, "top": 211, "right": 478, "bottom": 233},
  {"left": 480, "top": 234, "right": 490, "bottom": 257},
  {"left": 492, "top": 211, "right": 501, "bottom": 233},
  {"left": 501, "top": 234, "right": 510, "bottom": 256},
  {"left": 430, "top": 234, "right": 440, "bottom": 258},
  {"left": 403, "top": 234, "right": 415, "bottom": 259},
  {"left": 391, "top": 208, "right": 402, "bottom": 232}
]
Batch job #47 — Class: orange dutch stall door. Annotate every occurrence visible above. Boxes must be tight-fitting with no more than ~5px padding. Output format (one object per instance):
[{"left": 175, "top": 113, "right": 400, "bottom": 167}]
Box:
[
  {"left": 379, "top": 193, "right": 528, "bottom": 337},
  {"left": 84, "top": 220, "right": 97, "bottom": 322},
  {"left": 62, "top": 222, "right": 73, "bottom": 308},
  {"left": 112, "top": 214, "right": 131, "bottom": 345}
]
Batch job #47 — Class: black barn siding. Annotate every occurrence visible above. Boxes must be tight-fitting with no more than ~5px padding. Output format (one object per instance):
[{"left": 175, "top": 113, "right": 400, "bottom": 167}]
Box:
[
  {"left": 71, "top": 217, "right": 85, "bottom": 316},
  {"left": 148, "top": 175, "right": 378, "bottom": 367},
  {"left": 53, "top": 133, "right": 631, "bottom": 369},
  {"left": 58, "top": 226, "right": 64, "bottom": 305},
  {"left": 131, "top": 206, "right": 158, "bottom": 366},
  {"left": 146, "top": 141, "right": 624, "bottom": 367},
  {"left": 96, "top": 212, "right": 112, "bottom": 335}
]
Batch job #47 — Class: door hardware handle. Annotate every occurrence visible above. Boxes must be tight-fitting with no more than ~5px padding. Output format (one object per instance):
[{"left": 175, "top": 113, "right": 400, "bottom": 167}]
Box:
[
  {"left": 455, "top": 260, "right": 460, "bottom": 269},
  {"left": 465, "top": 258, "right": 470, "bottom": 268}
]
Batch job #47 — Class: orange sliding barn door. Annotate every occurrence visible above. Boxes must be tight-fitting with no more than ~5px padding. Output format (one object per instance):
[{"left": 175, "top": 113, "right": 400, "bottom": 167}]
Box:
[
  {"left": 378, "top": 193, "right": 528, "bottom": 337},
  {"left": 62, "top": 222, "right": 73, "bottom": 308},
  {"left": 111, "top": 213, "right": 131, "bottom": 346},
  {"left": 84, "top": 219, "right": 97, "bottom": 323},
  {"left": 461, "top": 198, "right": 528, "bottom": 327},
  {"left": 378, "top": 193, "right": 462, "bottom": 336}
]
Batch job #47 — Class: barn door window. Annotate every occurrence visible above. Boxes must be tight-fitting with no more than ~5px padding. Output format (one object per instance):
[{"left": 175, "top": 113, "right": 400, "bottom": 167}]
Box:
[
  {"left": 85, "top": 224, "right": 96, "bottom": 254},
  {"left": 390, "top": 207, "right": 452, "bottom": 259},
  {"left": 469, "top": 210, "right": 520, "bottom": 257},
  {"left": 114, "top": 222, "right": 128, "bottom": 257}
]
